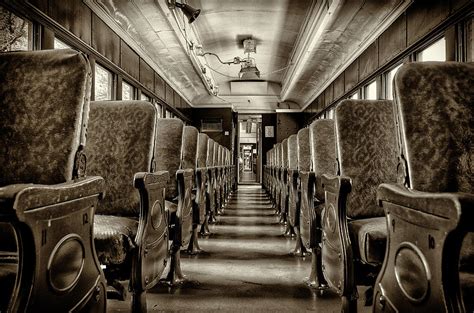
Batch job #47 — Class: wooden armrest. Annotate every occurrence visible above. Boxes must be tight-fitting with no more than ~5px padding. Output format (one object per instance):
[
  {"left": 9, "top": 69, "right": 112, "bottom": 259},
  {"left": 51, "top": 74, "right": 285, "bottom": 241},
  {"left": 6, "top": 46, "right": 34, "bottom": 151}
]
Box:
[
  {"left": 377, "top": 183, "right": 474, "bottom": 224},
  {"left": 0, "top": 176, "right": 105, "bottom": 219}
]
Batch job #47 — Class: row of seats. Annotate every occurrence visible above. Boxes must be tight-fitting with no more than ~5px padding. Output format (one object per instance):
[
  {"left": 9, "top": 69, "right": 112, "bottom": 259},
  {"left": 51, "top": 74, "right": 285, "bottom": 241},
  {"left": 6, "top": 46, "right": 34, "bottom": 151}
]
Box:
[
  {"left": 263, "top": 62, "right": 473, "bottom": 313},
  {"left": 0, "top": 49, "right": 236, "bottom": 313}
]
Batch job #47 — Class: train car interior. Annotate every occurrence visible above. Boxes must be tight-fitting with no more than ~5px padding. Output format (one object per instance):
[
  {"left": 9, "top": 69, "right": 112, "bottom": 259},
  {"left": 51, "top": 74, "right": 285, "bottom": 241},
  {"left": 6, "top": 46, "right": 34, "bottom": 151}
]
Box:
[{"left": 0, "top": 0, "right": 473, "bottom": 312}]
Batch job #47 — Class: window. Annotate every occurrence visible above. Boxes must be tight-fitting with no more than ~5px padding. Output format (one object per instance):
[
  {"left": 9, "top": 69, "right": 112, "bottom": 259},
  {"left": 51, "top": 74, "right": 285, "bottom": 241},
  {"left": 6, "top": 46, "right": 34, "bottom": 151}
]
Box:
[
  {"left": 54, "top": 38, "right": 71, "bottom": 50},
  {"left": 122, "top": 81, "right": 133, "bottom": 100},
  {"left": 156, "top": 103, "right": 162, "bottom": 118},
  {"left": 364, "top": 80, "right": 377, "bottom": 100},
  {"left": 385, "top": 64, "right": 402, "bottom": 100},
  {"left": 0, "top": 7, "right": 31, "bottom": 51},
  {"left": 350, "top": 92, "right": 359, "bottom": 100},
  {"left": 417, "top": 37, "right": 446, "bottom": 61},
  {"left": 140, "top": 93, "right": 150, "bottom": 101},
  {"left": 327, "top": 108, "right": 335, "bottom": 120},
  {"left": 95, "top": 63, "right": 113, "bottom": 101},
  {"left": 165, "top": 110, "right": 172, "bottom": 118}
]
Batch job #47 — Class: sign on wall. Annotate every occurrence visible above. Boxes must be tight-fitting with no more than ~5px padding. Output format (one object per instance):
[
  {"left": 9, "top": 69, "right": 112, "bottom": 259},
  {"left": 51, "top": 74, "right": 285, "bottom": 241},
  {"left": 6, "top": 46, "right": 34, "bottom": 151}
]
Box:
[{"left": 264, "top": 126, "right": 274, "bottom": 138}]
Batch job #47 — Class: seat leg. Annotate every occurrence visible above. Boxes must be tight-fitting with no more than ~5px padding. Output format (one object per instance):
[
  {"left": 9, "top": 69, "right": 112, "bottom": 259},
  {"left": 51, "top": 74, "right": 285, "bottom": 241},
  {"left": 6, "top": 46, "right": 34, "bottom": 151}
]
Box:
[
  {"left": 208, "top": 210, "right": 217, "bottom": 224},
  {"left": 290, "top": 226, "right": 310, "bottom": 256},
  {"left": 160, "top": 245, "right": 187, "bottom": 286},
  {"left": 341, "top": 294, "right": 357, "bottom": 313},
  {"left": 185, "top": 225, "right": 203, "bottom": 255},
  {"left": 306, "top": 247, "right": 329, "bottom": 295},
  {"left": 284, "top": 222, "right": 295, "bottom": 237},
  {"left": 131, "top": 289, "right": 146, "bottom": 313},
  {"left": 200, "top": 216, "right": 211, "bottom": 236}
]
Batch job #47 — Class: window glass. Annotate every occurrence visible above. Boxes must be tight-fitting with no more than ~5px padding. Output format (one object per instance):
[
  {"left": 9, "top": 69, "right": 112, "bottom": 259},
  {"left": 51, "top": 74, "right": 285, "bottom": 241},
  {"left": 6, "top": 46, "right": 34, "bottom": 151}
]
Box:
[
  {"left": 365, "top": 81, "right": 377, "bottom": 100},
  {"left": 156, "top": 103, "right": 163, "bottom": 118},
  {"left": 385, "top": 64, "right": 402, "bottom": 100},
  {"left": 141, "top": 93, "right": 150, "bottom": 101},
  {"left": 0, "top": 7, "right": 31, "bottom": 51},
  {"left": 122, "top": 81, "right": 132, "bottom": 100},
  {"left": 327, "top": 108, "right": 335, "bottom": 120},
  {"left": 350, "top": 92, "right": 359, "bottom": 100},
  {"left": 54, "top": 38, "right": 71, "bottom": 50},
  {"left": 95, "top": 64, "right": 113, "bottom": 101},
  {"left": 166, "top": 110, "right": 172, "bottom": 118},
  {"left": 417, "top": 37, "right": 446, "bottom": 61}
]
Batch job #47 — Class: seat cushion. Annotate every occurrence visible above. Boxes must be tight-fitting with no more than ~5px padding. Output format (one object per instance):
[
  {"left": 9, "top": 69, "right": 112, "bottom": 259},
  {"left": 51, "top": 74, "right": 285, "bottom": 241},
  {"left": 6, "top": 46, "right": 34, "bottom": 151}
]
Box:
[
  {"left": 94, "top": 215, "right": 138, "bottom": 265},
  {"left": 349, "top": 217, "right": 387, "bottom": 265},
  {"left": 0, "top": 262, "right": 17, "bottom": 312}
]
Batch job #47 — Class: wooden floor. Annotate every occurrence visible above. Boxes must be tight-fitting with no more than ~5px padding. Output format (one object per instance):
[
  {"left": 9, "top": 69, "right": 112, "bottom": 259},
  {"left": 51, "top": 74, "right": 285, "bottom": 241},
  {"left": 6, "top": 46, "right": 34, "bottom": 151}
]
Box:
[{"left": 108, "top": 185, "right": 370, "bottom": 312}]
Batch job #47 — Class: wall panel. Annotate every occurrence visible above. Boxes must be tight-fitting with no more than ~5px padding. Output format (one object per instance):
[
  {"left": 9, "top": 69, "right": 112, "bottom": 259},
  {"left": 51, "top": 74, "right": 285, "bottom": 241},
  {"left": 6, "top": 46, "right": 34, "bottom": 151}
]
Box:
[
  {"left": 27, "top": 0, "right": 48, "bottom": 14},
  {"left": 92, "top": 14, "right": 120, "bottom": 66},
  {"left": 165, "top": 83, "right": 174, "bottom": 106},
  {"left": 333, "top": 73, "right": 345, "bottom": 99},
  {"left": 324, "top": 83, "right": 334, "bottom": 107},
  {"left": 120, "top": 41, "right": 140, "bottom": 80},
  {"left": 50, "top": 0, "right": 91, "bottom": 45},
  {"left": 344, "top": 60, "right": 359, "bottom": 92},
  {"left": 407, "top": 0, "right": 449, "bottom": 46},
  {"left": 379, "top": 13, "right": 406, "bottom": 66},
  {"left": 154, "top": 73, "right": 165, "bottom": 100},
  {"left": 359, "top": 40, "right": 379, "bottom": 80},
  {"left": 139, "top": 59, "right": 154, "bottom": 91}
]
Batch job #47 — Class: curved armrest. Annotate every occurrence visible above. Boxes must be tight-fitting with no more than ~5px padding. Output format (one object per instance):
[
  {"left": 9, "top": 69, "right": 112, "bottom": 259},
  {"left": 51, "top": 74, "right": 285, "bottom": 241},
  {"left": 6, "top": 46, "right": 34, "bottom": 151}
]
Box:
[
  {"left": 377, "top": 183, "right": 474, "bottom": 223},
  {"left": 0, "top": 176, "right": 105, "bottom": 219}
]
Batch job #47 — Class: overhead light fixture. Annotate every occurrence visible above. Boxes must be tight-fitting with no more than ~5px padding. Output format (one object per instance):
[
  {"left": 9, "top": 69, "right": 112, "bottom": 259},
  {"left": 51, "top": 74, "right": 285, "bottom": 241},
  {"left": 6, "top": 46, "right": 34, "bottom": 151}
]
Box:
[{"left": 167, "top": 0, "right": 201, "bottom": 24}]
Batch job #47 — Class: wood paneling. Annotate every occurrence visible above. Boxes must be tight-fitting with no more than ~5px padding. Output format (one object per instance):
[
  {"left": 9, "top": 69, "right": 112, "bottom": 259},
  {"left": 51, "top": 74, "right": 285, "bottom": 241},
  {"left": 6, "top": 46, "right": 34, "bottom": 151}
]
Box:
[
  {"left": 359, "top": 40, "right": 378, "bottom": 80},
  {"left": 344, "top": 60, "right": 359, "bottom": 92},
  {"left": 379, "top": 13, "right": 407, "bottom": 66},
  {"left": 333, "top": 73, "right": 345, "bottom": 99},
  {"left": 50, "top": 0, "right": 91, "bottom": 45},
  {"left": 27, "top": 0, "right": 48, "bottom": 14},
  {"left": 450, "top": 0, "right": 471, "bottom": 13},
  {"left": 92, "top": 14, "right": 120, "bottom": 66},
  {"left": 165, "top": 83, "right": 173, "bottom": 106},
  {"left": 407, "top": 0, "right": 449, "bottom": 46},
  {"left": 173, "top": 90, "right": 180, "bottom": 108},
  {"left": 120, "top": 40, "right": 139, "bottom": 80},
  {"left": 154, "top": 73, "right": 165, "bottom": 100},
  {"left": 139, "top": 59, "right": 154, "bottom": 91},
  {"left": 317, "top": 94, "right": 325, "bottom": 112},
  {"left": 324, "top": 83, "right": 334, "bottom": 107}
]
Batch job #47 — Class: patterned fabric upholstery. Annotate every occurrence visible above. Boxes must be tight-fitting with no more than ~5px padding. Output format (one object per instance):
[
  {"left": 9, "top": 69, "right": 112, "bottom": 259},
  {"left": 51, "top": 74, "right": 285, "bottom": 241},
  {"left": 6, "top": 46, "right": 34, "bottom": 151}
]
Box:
[
  {"left": 0, "top": 49, "right": 90, "bottom": 186},
  {"left": 297, "top": 129, "right": 311, "bottom": 171},
  {"left": 154, "top": 118, "right": 184, "bottom": 200},
  {"left": 282, "top": 139, "right": 289, "bottom": 168},
  {"left": 182, "top": 126, "right": 198, "bottom": 170},
  {"left": 93, "top": 215, "right": 138, "bottom": 265},
  {"left": 335, "top": 100, "right": 398, "bottom": 219},
  {"left": 348, "top": 217, "right": 387, "bottom": 264},
  {"left": 394, "top": 62, "right": 474, "bottom": 275},
  {"left": 197, "top": 134, "right": 209, "bottom": 168},
  {"left": 288, "top": 135, "right": 298, "bottom": 170},
  {"left": 207, "top": 139, "right": 215, "bottom": 167},
  {"left": 275, "top": 143, "right": 281, "bottom": 167},
  {"left": 214, "top": 143, "right": 219, "bottom": 166},
  {"left": 394, "top": 62, "right": 474, "bottom": 193},
  {"left": 310, "top": 120, "right": 337, "bottom": 176},
  {"left": 86, "top": 101, "right": 156, "bottom": 216}
]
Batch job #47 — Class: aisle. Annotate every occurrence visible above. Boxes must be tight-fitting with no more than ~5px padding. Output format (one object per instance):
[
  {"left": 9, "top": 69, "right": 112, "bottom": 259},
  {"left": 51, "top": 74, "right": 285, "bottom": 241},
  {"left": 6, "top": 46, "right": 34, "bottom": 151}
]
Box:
[{"left": 108, "top": 185, "right": 345, "bottom": 312}]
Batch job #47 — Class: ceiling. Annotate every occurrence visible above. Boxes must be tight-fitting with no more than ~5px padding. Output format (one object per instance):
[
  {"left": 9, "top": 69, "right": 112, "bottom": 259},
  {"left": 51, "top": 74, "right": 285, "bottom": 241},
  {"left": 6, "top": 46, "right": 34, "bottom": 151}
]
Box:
[{"left": 89, "top": 0, "right": 411, "bottom": 112}]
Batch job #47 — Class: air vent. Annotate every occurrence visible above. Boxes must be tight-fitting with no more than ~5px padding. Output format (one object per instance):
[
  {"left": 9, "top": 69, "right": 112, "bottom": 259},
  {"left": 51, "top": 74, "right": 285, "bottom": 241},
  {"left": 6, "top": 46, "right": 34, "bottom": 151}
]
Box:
[{"left": 201, "top": 118, "right": 223, "bottom": 132}]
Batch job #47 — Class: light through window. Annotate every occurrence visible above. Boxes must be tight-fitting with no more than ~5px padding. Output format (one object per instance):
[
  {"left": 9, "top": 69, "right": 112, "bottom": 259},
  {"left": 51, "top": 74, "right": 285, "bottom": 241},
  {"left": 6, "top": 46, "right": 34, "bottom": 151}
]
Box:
[
  {"left": 350, "top": 92, "right": 359, "bottom": 100},
  {"left": 365, "top": 81, "right": 377, "bottom": 100},
  {"left": 122, "top": 81, "right": 132, "bottom": 100},
  {"left": 417, "top": 37, "right": 446, "bottom": 61},
  {"left": 0, "top": 7, "right": 31, "bottom": 51},
  {"left": 95, "top": 64, "right": 113, "bottom": 101},
  {"left": 141, "top": 93, "right": 150, "bottom": 101},
  {"left": 54, "top": 38, "right": 71, "bottom": 50},
  {"left": 156, "top": 104, "right": 162, "bottom": 118}
]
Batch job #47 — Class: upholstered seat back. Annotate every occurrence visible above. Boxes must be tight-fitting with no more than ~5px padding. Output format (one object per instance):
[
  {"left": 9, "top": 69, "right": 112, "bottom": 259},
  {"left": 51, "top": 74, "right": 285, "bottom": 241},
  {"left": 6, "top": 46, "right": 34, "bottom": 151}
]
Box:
[
  {"left": 288, "top": 135, "right": 298, "bottom": 170},
  {"left": 86, "top": 101, "right": 156, "bottom": 216},
  {"left": 182, "top": 126, "right": 198, "bottom": 170},
  {"left": 310, "top": 120, "right": 336, "bottom": 176},
  {"left": 282, "top": 139, "right": 289, "bottom": 169},
  {"left": 154, "top": 118, "right": 184, "bottom": 200},
  {"left": 0, "top": 49, "right": 91, "bottom": 186},
  {"left": 394, "top": 62, "right": 474, "bottom": 193},
  {"left": 335, "top": 100, "right": 398, "bottom": 219},
  {"left": 207, "top": 139, "right": 215, "bottom": 167},
  {"left": 197, "top": 134, "right": 209, "bottom": 168},
  {"left": 214, "top": 144, "right": 220, "bottom": 167},
  {"left": 297, "top": 129, "right": 311, "bottom": 172}
]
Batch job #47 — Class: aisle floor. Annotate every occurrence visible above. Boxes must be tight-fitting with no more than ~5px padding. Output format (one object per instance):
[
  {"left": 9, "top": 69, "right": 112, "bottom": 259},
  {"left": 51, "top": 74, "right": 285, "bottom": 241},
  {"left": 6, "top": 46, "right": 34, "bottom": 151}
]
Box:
[{"left": 108, "top": 185, "right": 370, "bottom": 312}]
